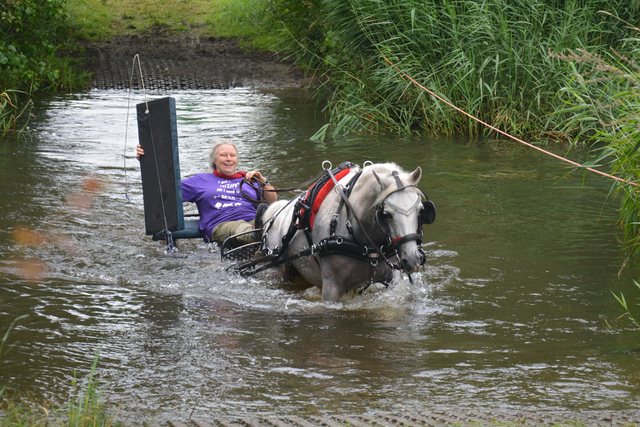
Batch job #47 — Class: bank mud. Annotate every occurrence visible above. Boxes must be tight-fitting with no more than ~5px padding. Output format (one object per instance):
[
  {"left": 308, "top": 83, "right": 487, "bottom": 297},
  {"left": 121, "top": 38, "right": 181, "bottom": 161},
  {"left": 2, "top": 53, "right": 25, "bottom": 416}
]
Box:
[{"left": 81, "top": 33, "right": 316, "bottom": 90}]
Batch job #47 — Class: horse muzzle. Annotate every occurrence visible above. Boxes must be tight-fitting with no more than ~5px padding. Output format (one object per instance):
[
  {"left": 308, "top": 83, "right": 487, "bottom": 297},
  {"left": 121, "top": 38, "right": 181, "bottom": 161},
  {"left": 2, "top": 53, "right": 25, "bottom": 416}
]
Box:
[{"left": 399, "top": 247, "right": 426, "bottom": 273}]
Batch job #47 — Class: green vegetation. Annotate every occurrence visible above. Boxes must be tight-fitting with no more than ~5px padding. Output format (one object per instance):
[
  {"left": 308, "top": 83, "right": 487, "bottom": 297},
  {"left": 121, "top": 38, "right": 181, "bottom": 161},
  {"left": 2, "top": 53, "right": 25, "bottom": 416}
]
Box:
[
  {"left": 612, "top": 281, "right": 640, "bottom": 329},
  {"left": 64, "top": 0, "right": 276, "bottom": 47},
  {"left": 1, "top": 0, "right": 91, "bottom": 135},
  {"left": 269, "top": 0, "right": 639, "bottom": 140},
  {"left": 64, "top": 0, "right": 219, "bottom": 40},
  {"left": 549, "top": 19, "right": 640, "bottom": 265},
  {"left": 0, "top": 90, "right": 32, "bottom": 137},
  {"left": 1, "top": 0, "right": 71, "bottom": 92}
]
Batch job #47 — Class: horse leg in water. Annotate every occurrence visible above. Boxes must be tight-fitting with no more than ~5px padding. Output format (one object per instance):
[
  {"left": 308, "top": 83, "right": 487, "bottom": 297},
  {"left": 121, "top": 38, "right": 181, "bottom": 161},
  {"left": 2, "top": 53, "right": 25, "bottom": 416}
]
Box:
[
  {"left": 319, "top": 257, "right": 394, "bottom": 302},
  {"left": 278, "top": 264, "right": 299, "bottom": 281},
  {"left": 320, "top": 271, "right": 343, "bottom": 302}
]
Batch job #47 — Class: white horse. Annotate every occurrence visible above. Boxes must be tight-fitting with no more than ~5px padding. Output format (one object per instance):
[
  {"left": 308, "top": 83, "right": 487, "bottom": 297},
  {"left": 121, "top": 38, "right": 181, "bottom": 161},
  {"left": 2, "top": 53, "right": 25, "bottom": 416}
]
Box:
[{"left": 257, "top": 162, "right": 435, "bottom": 302}]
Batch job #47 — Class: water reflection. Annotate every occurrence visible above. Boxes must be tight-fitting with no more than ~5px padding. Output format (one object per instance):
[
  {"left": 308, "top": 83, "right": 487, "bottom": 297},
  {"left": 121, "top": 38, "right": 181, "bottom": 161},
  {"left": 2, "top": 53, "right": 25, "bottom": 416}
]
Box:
[{"left": 0, "top": 89, "right": 638, "bottom": 421}]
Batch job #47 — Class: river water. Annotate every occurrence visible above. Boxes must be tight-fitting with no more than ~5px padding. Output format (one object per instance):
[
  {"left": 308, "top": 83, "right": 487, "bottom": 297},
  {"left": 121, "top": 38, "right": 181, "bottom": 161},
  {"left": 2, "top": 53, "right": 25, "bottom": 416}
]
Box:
[{"left": 0, "top": 88, "right": 639, "bottom": 422}]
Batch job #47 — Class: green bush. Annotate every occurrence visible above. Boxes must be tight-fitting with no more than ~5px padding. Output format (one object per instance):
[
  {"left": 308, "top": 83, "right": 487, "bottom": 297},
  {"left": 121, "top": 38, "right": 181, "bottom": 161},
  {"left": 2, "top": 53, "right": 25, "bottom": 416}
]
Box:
[
  {"left": 554, "top": 33, "right": 640, "bottom": 262},
  {"left": 0, "top": 0, "right": 72, "bottom": 92}
]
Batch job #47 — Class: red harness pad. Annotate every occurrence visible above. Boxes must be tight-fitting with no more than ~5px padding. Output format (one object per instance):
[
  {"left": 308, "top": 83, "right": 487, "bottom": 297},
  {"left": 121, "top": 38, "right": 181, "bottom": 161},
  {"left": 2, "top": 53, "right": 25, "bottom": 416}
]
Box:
[{"left": 307, "top": 168, "right": 351, "bottom": 230}]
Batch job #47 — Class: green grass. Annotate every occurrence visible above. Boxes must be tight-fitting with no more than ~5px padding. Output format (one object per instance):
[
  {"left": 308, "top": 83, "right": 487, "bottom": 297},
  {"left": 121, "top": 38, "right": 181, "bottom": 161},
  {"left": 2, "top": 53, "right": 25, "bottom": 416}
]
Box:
[
  {"left": 64, "top": 0, "right": 221, "bottom": 40},
  {"left": 64, "top": 0, "right": 275, "bottom": 47}
]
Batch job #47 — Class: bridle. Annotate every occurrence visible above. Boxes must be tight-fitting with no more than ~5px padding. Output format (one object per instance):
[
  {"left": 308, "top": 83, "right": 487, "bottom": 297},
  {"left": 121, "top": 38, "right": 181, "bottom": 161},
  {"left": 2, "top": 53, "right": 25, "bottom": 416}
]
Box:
[
  {"left": 324, "top": 164, "right": 435, "bottom": 271},
  {"left": 375, "top": 170, "right": 436, "bottom": 251}
]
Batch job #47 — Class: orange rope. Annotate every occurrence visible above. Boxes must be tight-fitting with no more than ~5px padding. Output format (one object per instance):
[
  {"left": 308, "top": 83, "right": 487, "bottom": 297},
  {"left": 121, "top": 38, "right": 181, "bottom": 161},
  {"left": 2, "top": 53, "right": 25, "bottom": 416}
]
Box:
[{"left": 382, "top": 56, "right": 640, "bottom": 188}]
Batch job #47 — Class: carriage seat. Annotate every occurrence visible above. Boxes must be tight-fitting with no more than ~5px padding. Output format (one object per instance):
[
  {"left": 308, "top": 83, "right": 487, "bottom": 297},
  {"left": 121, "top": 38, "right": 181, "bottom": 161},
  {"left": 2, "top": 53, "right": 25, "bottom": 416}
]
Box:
[{"left": 151, "top": 218, "right": 202, "bottom": 241}]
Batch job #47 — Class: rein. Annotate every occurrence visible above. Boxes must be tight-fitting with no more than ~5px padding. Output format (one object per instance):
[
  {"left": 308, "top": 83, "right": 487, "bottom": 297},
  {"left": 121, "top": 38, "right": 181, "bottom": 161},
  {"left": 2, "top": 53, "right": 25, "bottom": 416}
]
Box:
[{"left": 239, "top": 170, "right": 329, "bottom": 206}]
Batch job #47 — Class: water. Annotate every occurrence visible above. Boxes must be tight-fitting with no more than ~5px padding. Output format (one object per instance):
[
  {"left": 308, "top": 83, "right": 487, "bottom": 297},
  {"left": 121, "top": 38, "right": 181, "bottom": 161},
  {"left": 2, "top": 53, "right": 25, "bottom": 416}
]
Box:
[{"left": 0, "top": 88, "right": 639, "bottom": 422}]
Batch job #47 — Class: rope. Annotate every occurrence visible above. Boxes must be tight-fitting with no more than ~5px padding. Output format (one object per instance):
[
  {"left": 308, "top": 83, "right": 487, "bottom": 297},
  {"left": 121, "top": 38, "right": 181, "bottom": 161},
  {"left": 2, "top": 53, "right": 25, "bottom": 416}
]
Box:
[
  {"left": 124, "top": 54, "right": 150, "bottom": 201},
  {"left": 382, "top": 56, "right": 640, "bottom": 189}
]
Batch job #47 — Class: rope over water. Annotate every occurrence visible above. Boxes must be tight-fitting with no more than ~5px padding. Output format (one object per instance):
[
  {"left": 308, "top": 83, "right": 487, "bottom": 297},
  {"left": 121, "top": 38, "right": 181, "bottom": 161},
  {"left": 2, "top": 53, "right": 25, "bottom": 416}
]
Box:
[
  {"left": 382, "top": 56, "right": 640, "bottom": 189},
  {"left": 123, "top": 54, "right": 150, "bottom": 202}
]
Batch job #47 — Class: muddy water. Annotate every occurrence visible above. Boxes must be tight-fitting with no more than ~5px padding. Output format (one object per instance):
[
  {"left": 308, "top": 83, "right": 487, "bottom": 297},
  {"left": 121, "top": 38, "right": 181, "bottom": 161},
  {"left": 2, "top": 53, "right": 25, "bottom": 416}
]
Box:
[{"left": 0, "top": 88, "right": 639, "bottom": 422}]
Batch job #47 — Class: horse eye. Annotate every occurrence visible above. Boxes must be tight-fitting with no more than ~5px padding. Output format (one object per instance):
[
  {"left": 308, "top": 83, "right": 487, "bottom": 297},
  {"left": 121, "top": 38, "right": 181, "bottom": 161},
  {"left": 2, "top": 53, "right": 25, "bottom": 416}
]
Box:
[{"left": 383, "top": 212, "right": 392, "bottom": 218}]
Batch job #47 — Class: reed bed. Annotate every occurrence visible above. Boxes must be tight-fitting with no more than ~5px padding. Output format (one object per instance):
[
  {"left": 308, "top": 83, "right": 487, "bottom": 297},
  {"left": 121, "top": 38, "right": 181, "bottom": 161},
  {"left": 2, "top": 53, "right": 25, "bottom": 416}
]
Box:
[
  {"left": 273, "top": 0, "right": 639, "bottom": 141},
  {"left": 553, "top": 34, "right": 640, "bottom": 263}
]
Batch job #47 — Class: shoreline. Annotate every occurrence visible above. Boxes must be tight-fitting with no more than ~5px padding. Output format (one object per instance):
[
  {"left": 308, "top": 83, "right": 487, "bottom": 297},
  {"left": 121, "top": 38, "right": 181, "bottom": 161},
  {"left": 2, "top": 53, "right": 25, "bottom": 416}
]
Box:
[{"left": 79, "top": 33, "right": 316, "bottom": 91}]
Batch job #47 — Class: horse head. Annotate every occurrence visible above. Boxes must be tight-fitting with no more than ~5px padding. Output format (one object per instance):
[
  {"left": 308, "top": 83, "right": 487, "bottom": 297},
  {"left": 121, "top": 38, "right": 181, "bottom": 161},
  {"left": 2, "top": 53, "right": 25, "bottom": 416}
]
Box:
[{"left": 370, "top": 165, "right": 435, "bottom": 274}]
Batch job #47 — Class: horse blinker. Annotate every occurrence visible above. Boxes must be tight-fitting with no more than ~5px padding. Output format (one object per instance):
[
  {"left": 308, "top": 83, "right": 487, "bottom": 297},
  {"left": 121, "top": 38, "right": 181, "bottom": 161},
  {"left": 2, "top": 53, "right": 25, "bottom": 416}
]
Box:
[{"left": 420, "top": 200, "right": 436, "bottom": 225}]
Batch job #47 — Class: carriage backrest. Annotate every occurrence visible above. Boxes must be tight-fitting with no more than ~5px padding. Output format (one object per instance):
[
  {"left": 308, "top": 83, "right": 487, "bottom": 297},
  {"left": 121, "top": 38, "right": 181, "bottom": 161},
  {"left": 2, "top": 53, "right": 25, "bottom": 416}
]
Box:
[{"left": 137, "top": 97, "right": 201, "bottom": 240}]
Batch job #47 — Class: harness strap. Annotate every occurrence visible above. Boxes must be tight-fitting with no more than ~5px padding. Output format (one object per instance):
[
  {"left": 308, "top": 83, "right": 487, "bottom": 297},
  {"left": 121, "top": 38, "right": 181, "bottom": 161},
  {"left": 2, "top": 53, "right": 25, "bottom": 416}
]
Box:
[
  {"left": 314, "top": 235, "right": 396, "bottom": 262},
  {"left": 330, "top": 170, "right": 362, "bottom": 236},
  {"left": 325, "top": 164, "right": 399, "bottom": 270},
  {"left": 309, "top": 168, "right": 351, "bottom": 230},
  {"left": 392, "top": 233, "right": 423, "bottom": 248},
  {"left": 270, "top": 163, "right": 357, "bottom": 267},
  {"left": 391, "top": 170, "right": 404, "bottom": 190},
  {"left": 232, "top": 232, "right": 397, "bottom": 277}
]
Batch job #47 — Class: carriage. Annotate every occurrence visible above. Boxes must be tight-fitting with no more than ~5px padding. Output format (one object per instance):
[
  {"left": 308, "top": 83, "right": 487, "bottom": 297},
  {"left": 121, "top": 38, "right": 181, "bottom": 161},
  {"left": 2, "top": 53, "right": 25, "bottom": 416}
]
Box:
[{"left": 138, "top": 97, "right": 436, "bottom": 302}]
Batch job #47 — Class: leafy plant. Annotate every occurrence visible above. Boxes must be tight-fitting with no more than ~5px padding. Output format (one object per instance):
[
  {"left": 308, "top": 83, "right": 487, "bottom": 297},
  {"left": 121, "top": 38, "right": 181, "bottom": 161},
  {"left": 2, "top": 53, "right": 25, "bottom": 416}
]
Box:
[
  {"left": 0, "top": 0, "right": 71, "bottom": 92},
  {"left": 611, "top": 281, "right": 640, "bottom": 329}
]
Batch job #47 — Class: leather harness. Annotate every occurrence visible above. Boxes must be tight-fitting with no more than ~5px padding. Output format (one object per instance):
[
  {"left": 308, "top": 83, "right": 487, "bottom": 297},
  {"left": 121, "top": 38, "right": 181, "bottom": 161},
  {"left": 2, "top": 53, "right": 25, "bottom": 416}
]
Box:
[{"left": 231, "top": 162, "right": 435, "bottom": 277}]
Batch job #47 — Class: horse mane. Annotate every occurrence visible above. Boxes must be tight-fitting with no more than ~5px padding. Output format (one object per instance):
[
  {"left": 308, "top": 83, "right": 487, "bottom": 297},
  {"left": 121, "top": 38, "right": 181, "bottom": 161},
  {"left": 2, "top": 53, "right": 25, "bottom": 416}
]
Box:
[{"left": 359, "top": 163, "right": 423, "bottom": 208}]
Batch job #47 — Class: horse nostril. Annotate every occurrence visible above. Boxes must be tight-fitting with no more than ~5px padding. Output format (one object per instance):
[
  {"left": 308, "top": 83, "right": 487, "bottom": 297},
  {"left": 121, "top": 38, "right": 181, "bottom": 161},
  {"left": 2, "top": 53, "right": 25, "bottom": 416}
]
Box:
[{"left": 401, "top": 258, "right": 413, "bottom": 272}]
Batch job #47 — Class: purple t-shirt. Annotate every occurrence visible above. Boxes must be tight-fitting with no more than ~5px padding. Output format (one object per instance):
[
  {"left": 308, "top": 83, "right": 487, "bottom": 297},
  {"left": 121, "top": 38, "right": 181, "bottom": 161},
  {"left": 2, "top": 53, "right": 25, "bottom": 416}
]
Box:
[{"left": 181, "top": 173, "right": 258, "bottom": 242}]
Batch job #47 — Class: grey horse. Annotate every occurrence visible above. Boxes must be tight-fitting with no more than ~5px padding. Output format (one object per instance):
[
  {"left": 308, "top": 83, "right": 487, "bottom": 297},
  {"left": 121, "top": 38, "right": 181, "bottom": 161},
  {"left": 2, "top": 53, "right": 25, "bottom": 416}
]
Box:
[{"left": 259, "top": 162, "right": 434, "bottom": 302}]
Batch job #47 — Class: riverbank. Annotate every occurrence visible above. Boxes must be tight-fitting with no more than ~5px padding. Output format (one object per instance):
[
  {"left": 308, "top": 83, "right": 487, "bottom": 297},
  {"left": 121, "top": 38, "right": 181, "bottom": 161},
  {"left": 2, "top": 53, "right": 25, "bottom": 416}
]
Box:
[{"left": 78, "top": 31, "right": 316, "bottom": 90}]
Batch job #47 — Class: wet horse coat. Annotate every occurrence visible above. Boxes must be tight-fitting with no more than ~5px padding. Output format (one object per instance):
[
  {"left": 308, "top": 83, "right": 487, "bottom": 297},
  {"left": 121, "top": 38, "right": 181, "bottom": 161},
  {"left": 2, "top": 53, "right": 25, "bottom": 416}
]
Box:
[{"left": 259, "top": 162, "right": 435, "bottom": 302}]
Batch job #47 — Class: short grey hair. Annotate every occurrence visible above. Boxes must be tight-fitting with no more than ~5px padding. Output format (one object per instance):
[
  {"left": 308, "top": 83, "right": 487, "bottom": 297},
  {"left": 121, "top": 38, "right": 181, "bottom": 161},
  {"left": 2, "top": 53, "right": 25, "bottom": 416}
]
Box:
[{"left": 208, "top": 141, "right": 238, "bottom": 171}]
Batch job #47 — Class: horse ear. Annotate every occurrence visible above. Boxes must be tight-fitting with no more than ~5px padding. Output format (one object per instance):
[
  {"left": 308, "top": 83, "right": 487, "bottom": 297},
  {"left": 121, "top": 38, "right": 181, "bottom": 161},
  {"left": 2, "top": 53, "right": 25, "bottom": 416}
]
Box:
[
  {"left": 410, "top": 166, "right": 422, "bottom": 184},
  {"left": 372, "top": 170, "right": 391, "bottom": 190}
]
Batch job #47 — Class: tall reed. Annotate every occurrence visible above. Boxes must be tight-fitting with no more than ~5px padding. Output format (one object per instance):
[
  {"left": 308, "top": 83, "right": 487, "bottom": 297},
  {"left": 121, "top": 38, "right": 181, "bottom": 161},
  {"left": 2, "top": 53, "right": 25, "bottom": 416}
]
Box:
[
  {"left": 273, "top": 0, "right": 639, "bottom": 141},
  {"left": 0, "top": 91, "right": 33, "bottom": 137},
  {"left": 553, "top": 34, "right": 640, "bottom": 264}
]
